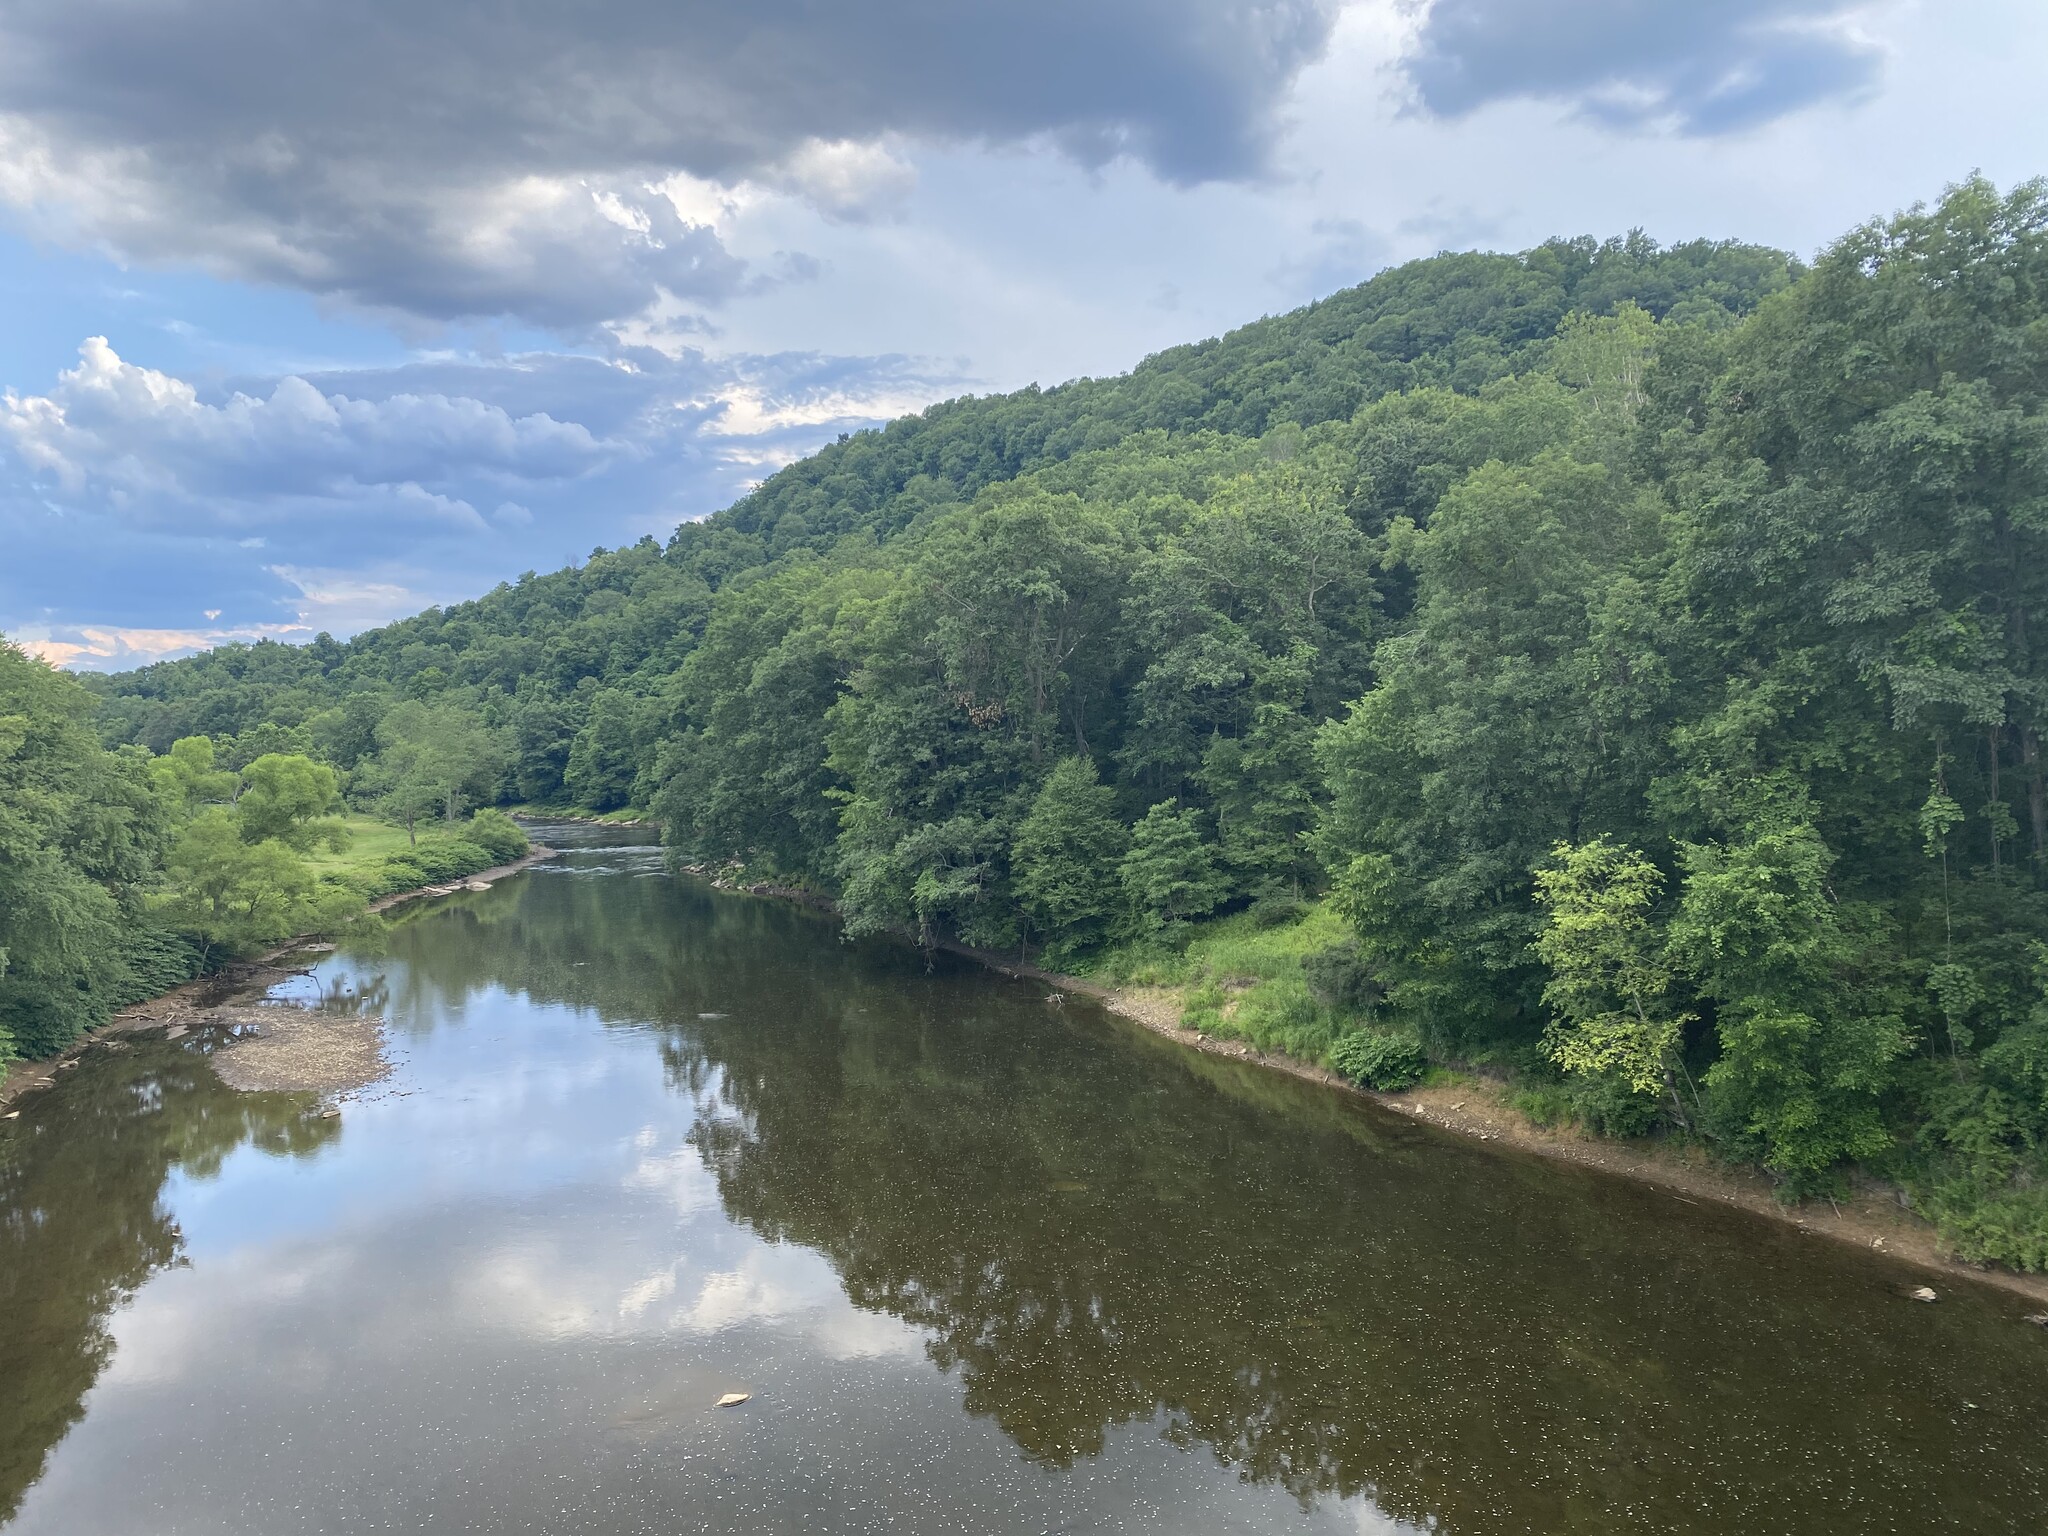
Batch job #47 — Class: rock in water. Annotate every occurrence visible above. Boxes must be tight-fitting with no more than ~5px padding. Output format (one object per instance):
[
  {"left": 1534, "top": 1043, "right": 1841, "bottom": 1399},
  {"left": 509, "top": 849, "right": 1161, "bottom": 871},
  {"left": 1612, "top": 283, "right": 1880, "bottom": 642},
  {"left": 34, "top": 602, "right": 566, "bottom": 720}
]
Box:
[
  {"left": 715, "top": 1392, "right": 750, "bottom": 1408},
  {"left": 1909, "top": 1286, "right": 1938, "bottom": 1303}
]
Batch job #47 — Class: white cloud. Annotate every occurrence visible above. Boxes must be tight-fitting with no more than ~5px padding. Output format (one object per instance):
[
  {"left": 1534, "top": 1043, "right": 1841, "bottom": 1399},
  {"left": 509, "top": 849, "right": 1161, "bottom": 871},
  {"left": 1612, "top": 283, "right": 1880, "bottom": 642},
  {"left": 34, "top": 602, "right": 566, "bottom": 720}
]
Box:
[
  {"left": 0, "top": 337, "right": 612, "bottom": 533},
  {"left": 766, "top": 139, "right": 920, "bottom": 223},
  {"left": 267, "top": 566, "right": 434, "bottom": 633}
]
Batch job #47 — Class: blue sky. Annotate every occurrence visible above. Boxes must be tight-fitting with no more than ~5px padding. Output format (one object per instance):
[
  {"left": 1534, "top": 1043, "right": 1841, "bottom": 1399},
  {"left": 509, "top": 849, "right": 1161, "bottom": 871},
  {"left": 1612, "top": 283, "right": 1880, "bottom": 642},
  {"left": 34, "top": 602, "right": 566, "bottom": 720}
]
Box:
[{"left": 2, "top": 0, "right": 2043, "bottom": 669}]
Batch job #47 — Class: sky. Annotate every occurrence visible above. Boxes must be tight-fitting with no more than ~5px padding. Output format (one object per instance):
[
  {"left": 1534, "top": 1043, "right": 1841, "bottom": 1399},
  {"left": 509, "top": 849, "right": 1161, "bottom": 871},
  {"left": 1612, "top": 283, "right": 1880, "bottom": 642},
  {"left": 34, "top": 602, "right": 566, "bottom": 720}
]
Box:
[{"left": 1, "top": 0, "right": 2042, "bottom": 670}]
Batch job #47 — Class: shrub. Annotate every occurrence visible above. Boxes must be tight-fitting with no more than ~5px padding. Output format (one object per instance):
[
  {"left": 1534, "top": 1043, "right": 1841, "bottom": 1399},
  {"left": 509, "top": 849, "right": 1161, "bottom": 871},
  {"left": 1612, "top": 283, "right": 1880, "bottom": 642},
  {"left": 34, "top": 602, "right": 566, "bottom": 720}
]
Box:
[
  {"left": 1511, "top": 1073, "right": 1663, "bottom": 1137},
  {"left": 1330, "top": 1029, "right": 1426, "bottom": 1090},
  {"left": 465, "top": 808, "right": 530, "bottom": 864},
  {"left": 409, "top": 838, "right": 493, "bottom": 882},
  {"left": 1301, "top": 942, "right": 1384, "bottom": 1016},
  {"left": 1919, "top": 1175, "right": 2048, "bottom": 1273}
]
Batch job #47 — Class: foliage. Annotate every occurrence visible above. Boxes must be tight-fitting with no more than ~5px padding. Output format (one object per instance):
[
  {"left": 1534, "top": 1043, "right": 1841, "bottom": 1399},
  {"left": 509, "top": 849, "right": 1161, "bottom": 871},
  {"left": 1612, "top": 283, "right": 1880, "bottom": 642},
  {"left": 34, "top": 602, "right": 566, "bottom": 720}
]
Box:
[
  {"left": 1011, "top": 757, "right": 1129, "bottom": 958},
  {"left": 157, "top": 809, "right": 325, "bottom": 961},
  {"left": 361, "top": 700, "right": 506, "bottom": 840},
  {"left": 0, "top": 643, "right": 184, "bottom": 1058},
  {"left": 235, "top": 752, "right": 348, "bottom": 851},
  {"left": 1533, "top": 839, "right": 1693, "bottom": 1123},
  {"left": 1119, "top": 801, "right": 1228, "bottom": 938},
  {"left": 1330, "top": 1030, "right": 1427, "bottom": 1091},
  {"left": 464, "top": 809, "right": 531, "bottom": 865}
]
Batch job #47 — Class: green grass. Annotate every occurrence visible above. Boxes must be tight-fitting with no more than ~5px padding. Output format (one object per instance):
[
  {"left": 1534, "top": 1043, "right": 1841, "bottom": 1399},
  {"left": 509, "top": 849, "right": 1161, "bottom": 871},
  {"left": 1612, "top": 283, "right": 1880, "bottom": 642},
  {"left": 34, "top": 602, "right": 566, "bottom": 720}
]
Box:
[
  {"left": 1084, "top": 902, "right": 1368, "bottom": 1065},
  {"left": 303, "top": 815, "right": 416, "bottom": 879}
]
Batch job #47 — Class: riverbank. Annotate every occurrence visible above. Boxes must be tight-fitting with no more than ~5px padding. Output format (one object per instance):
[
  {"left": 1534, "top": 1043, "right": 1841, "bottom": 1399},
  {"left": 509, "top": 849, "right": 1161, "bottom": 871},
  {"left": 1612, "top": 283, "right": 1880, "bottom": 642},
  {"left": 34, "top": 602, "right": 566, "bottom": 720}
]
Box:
[
  {"left": 505, "top": 805, "right": 659, "bottom": 828},
  {"left": 791, "top": 921, "right": 2048, "bottom": 1308},
  {"left": 1087, "top": 975, "right": 2048, "bottom": 1305},
  {"left": 0, "top": 845, "right": 558, "bottom": 1113}
]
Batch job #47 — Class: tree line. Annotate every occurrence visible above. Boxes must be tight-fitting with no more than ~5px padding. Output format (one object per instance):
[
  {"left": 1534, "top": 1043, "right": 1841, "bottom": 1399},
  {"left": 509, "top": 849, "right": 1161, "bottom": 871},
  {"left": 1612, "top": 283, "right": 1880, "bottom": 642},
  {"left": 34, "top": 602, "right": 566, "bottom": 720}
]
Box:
[
  {"left": 0, "top": 646, "right": 527, "bottom": 1060},
  {"left": 64, "top": 176, "right": 2048, "bottom": 1267}
]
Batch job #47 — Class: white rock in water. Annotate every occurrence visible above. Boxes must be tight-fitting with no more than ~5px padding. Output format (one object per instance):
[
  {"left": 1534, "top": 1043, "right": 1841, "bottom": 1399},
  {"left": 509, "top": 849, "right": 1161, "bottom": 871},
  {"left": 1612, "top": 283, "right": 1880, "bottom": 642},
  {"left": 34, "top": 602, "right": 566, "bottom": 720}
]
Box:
[
  {"left": 1910, "top": 1286, "right": 1938, "bottom": 1303},
  {"left": 715, "top": 1392, "right": 750, "bottom": 1408}
]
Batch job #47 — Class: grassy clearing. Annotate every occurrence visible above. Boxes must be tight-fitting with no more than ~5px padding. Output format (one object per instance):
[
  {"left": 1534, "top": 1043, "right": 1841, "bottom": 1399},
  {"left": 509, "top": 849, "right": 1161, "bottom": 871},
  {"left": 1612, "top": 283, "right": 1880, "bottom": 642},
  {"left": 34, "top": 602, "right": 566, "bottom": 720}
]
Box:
[
  {"left": 1083, "top": 903, "right": 1366, "bottom": 1065},
  {"left": 300, "top": 809, "right": 530, "bottom": 906},
  {"left": 303, "top": 815, "right": 416, "bottom": 879}
]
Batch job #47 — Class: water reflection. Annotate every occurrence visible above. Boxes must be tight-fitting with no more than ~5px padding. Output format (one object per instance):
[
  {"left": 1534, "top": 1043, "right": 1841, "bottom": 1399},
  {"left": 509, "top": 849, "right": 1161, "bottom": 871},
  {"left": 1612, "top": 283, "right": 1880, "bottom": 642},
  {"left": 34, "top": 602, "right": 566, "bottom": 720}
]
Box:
[
  {"left": 3, "top": 829, "right": 2045, "bottom": 1534},
  {"left": 0, "top": 1039, "right": 332, "bottom": 1522},
  {"left": 383, "top": 838, "right": 2048, "bottom": 1534}
]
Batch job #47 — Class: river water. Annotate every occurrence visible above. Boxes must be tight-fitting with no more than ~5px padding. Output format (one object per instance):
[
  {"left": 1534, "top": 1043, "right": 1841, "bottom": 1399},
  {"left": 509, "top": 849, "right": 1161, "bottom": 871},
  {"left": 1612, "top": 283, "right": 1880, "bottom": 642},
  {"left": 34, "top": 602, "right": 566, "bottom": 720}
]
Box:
[{"left": 2, "top": 824, "right": 2044, "bottom": 1535}]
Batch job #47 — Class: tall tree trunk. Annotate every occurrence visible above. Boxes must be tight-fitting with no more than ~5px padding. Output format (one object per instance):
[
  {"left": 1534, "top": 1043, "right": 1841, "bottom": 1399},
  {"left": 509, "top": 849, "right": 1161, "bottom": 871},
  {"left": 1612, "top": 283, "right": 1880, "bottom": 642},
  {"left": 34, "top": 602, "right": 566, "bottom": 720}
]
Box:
[
  {"left": 1988, "top": 724, "right": 2003, "bottom": 872},
  {"left": 2023, "top": 724, "right": 2048, "bottom": 878}
]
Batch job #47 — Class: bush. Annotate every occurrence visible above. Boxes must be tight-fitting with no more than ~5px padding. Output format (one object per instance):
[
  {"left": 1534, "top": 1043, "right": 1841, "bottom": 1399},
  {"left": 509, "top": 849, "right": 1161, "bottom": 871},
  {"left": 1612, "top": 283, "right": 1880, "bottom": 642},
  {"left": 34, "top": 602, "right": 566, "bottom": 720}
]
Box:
[
  {"left": 466, "top": 808, "right": 530, "bottom": 864},
  {"left": 1330, "top": 1029, "right": 1427, "bottom": 1090},
  {"left": 1301, "top": 942, "right": 1384, "bottom": 1016},
  {"left": 112, "top": 928, "right": 205, "bottom": 1006},
  {"left": 1919, "top": 1175, "right": 2048, "bottom": 1273},
  {"left": 1510, "top": 1073, "right": 1664, "bottom": 1137},
  {"left": 374, "top": 854, "right": 428, "bottom": 895},
  {"left": 410, "top": 838, "right": 494, "bottom": 882},
  {"left": 1246, "top": 894, "right": 1309, "bottom": 929}
]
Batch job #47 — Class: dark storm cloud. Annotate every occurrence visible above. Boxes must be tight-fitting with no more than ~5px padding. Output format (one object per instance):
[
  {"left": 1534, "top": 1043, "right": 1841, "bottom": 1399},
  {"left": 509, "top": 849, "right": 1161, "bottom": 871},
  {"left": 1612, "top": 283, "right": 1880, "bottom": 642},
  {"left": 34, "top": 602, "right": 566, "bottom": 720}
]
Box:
[
  {"left": 1405, "top": 0, "right": 1882, "bottom": 134},
  {"left": 0, "top": 1, "right": 1339, "bottom": 327}
]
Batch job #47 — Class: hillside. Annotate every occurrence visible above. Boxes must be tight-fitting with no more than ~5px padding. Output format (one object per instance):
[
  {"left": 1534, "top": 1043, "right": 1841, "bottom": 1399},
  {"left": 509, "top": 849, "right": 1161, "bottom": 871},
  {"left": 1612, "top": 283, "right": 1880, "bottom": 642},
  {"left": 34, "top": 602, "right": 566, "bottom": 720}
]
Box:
[{"left": 29, "top": 175, "right": 2048, "bottom": 1271}]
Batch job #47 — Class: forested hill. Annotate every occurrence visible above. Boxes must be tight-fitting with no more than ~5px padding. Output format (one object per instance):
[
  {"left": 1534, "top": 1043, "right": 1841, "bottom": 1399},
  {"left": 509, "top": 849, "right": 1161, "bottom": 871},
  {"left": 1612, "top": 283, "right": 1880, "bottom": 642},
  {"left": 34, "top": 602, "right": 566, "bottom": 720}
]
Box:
[
  {"left": 31, "top": 176, "right": 2048, "bottom": 1270},
  {"left": 83, "top": 229, "right": 1796, "bottom": 770}
]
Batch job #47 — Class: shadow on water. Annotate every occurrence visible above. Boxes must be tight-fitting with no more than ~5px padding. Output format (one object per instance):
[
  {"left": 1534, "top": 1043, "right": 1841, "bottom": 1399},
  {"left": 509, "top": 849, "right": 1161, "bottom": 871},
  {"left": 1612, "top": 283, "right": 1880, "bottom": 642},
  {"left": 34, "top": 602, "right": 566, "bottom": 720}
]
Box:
[{"left": 4, "top": 826, "right": 2045, "bottom": 1534}]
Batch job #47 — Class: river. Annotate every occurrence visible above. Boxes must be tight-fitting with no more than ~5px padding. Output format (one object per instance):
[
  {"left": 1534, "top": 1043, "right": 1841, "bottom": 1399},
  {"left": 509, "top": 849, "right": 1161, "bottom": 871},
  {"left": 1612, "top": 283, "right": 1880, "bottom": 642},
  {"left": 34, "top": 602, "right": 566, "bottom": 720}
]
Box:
[{"left": 1, "top": 823, "right": 2043, "bottom": 1534}]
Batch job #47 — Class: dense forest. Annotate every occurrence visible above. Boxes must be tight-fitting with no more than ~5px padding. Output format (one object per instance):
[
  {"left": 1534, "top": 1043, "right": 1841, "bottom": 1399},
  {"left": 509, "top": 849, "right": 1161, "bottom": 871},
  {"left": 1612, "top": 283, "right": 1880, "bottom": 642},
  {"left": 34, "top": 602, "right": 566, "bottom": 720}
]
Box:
[{"left": 17, "top": 176, "right": 2048, "bottom": 1268}]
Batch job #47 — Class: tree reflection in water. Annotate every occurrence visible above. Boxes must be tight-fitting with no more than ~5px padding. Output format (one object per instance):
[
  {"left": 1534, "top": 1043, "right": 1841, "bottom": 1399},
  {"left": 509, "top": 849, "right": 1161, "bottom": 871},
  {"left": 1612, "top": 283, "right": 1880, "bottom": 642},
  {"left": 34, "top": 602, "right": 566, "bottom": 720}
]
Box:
[
  {"left": 371, "top": 854, "right": 2048, "bottom": 1536},
  {"left": 7, "top": 840, "right": 2041, "bottom": 1536},
  {"left": 0, "top": 1038, "right": 334, "bottom": 1523}
]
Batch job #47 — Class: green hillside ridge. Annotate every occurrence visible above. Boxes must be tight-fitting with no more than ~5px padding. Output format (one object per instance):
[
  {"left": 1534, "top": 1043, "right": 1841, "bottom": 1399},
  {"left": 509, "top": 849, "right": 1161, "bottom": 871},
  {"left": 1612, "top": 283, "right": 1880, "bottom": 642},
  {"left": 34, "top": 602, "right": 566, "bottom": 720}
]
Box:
[{"left": 13, "top": 175, "right": 2048, "bottom": 1270}]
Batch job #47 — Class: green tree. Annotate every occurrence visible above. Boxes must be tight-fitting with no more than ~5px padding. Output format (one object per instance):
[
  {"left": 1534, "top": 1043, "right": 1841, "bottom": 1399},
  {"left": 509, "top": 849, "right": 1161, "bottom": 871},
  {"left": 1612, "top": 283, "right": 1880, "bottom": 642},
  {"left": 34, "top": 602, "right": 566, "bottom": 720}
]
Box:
[
  {"left": 157, "top": 809, "right": 326, "bottom": 963},
  {"left": 1119, "top": 800, "right": 1228, "bottom": 938},
  {"left": 1667, "top": 809, "right": 1914, "bottom": 1185},
  {"left": 366, "top": 701, "right": 504, "bottom": 842},
  {"left": 1533, "top": 839, "right": 1696, "bottom": 1125},
  {"left": 235, "top": 753, "right": 348, "bottom": 852},
  {"left": 1011, "top": 757, "right": 1129, "bottom": 957},
  {"left": 150, "top": 735, "right": 237, "bottom": 816},
  {"left": 1, "top": 641, "right": 181, "bottom": 1058}
]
